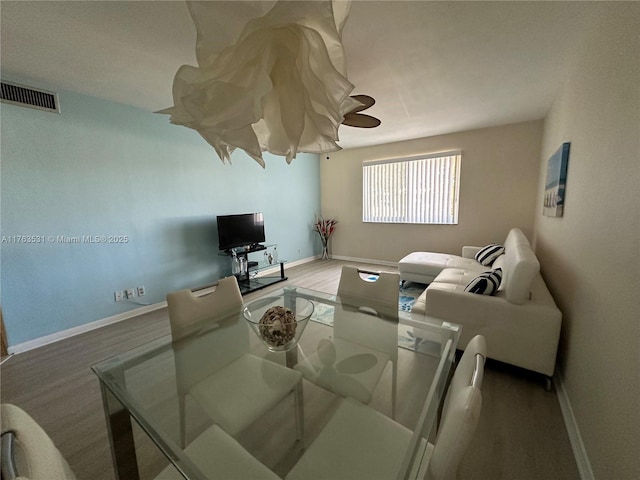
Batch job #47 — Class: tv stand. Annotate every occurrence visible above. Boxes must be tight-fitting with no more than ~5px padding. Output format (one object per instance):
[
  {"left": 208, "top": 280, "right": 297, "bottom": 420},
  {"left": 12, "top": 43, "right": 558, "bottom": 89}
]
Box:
[
  {"left": 225, "top": 244, "right": 287, "bottom": 295},
  {"left": 224, "top": 244, "right": 265, "bottom": 255}
]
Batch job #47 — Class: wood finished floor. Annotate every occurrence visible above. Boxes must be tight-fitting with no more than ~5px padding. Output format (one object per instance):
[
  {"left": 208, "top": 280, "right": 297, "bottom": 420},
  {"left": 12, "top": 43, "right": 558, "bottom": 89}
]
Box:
[{"left": 0, "top": 259, "right": 579, "bottom": 479}]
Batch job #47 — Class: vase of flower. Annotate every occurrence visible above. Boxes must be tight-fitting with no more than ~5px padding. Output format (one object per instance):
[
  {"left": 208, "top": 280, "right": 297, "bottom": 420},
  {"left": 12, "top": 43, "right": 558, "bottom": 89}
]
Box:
[
  {"left": 313, "top": 215, "right": 338, "bottom": 260},
  {"left": 321, "top": 236, "right": 329, "bottom": 259}
]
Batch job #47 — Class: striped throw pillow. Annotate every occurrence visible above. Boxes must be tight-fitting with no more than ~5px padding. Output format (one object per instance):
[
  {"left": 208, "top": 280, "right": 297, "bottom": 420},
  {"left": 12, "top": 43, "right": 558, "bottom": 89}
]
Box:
[
  {"left": 475, "top": 244, "right": 505, "bottom": 266},
  {"left": 465, "top": 268, "right": 503, "bottom": 295}
]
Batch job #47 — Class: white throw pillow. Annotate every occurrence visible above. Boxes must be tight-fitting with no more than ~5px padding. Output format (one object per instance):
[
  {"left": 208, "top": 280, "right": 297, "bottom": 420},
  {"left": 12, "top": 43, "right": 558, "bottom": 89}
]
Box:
[
  {"left": 475, "top": 244, "right": 505, "bottom": 266},
  {"left": 464, "top": 268, "right": 502, "bottom": 295}
]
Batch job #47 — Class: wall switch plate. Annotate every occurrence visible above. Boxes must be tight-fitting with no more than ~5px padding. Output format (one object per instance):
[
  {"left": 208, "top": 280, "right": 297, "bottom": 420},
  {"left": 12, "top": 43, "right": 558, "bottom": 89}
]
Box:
[
  {"left": 126, "top": 288, "right": 135, "bottom": 299},
  {"left": 136, "top": 285, "right": 146, "bottom": 296},
  {"left": 114, "top": 290, "right": 124, "bottom": 302}
]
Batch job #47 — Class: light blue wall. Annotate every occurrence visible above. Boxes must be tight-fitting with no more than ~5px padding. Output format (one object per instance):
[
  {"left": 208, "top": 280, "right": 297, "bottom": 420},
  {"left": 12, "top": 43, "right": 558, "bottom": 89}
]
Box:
[{"left": 1, "top": 86, "right": 321, "bottom": 347}]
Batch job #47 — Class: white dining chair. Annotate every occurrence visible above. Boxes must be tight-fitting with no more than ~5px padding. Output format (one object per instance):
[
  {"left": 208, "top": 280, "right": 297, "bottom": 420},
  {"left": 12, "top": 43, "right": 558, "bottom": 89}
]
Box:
[
  {"left": 286, "top": 335, "right": 486, "bottom": 480},
  {"left": 167, "top": 276, "right": 303, "bottom": 446},
  {"left": 294, "top": 301, "right": 398, "bottom": 413},
  {"left": 338, "top": 265, "right": 400, "bottom": 412},
  {"left": 154, "top": 424, "right": 279, "bottom": 480},
  {"left": 1, "top": 403, "right": 77, "bottom": 480},
  {"left": 295, "top": 266, "right": 399, "bottom": 417},
  {"left": 337, "top": 266, "right": 401, "bottom": 318}
]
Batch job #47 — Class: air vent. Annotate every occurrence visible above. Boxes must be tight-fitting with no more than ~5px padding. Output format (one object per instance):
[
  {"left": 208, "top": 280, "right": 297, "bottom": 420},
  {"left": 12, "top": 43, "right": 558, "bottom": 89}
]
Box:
[{"left": 0, "top": 81, "right": 60, "bottom": 113}]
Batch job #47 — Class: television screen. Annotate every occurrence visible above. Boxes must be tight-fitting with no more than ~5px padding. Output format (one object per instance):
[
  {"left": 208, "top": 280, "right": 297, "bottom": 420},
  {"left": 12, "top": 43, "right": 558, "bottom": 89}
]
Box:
[{"left": 217, "top": 213, "right": 265, "bottom": 251}]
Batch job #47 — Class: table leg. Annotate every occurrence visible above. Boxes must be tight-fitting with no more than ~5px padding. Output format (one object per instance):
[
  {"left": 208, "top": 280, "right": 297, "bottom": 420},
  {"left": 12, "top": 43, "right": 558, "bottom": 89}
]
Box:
[
  {"left": 99, "top": 382, "right": 140, "bottom": 480},
  {"left": 286, "top": 347, "right": 305, "bottom": 443},
  {"left": 285, "top": 345, "right": 298, "bottom": 368},
  {"left": 293, "top": 380, "right": 305, "bottom": 442}
]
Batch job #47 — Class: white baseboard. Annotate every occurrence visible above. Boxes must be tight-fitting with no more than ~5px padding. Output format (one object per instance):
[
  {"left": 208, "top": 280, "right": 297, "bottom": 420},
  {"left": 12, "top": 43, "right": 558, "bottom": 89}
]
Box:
[
  {"left": 7, "top": 301, "right": 168, "bottom": 355},
  {"left": 7, "top": 255, "right": 319, "bottom": 355},
  {"left": 330, "top": 254, "right": 399, "bottom": 268},
  {"left": 554, "top": 368, "right": 595, "bottom": 480}
]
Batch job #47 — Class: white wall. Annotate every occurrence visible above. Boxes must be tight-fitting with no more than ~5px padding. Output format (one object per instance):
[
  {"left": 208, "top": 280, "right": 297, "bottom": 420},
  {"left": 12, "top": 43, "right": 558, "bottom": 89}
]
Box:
[
  {"left": 533, "top": 3, "right": 639, "bottom": 479},
  {"left": 322, "top": 121, "right": 542, "bottom": 262}
]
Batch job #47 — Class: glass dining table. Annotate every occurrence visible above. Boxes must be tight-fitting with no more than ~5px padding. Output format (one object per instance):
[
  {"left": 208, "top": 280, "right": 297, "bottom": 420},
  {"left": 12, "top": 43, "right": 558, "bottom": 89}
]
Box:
[{"left": 92, "top": 285, "right": 460, "bottom": 480}]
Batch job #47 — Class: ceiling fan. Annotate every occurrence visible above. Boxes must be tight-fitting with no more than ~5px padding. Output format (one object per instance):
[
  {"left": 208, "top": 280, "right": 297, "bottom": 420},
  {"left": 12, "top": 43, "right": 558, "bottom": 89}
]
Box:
[{"left": 342, "top": 94, "right": 381, "bottom": 128}]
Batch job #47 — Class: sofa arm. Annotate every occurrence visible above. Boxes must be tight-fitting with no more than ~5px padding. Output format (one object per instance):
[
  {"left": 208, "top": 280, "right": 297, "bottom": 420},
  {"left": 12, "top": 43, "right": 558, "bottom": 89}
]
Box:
[
  {"left": 462, "top": 246, "right": 482, "bottom": 259},
  {"left": 423, "top": 283, "right": 561, "bottom": 377}
]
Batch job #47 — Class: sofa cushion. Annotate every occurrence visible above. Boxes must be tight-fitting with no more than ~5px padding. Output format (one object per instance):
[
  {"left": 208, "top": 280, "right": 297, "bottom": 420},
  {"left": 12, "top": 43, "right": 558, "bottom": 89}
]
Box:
[
  {"left": 432, "top": 268, "right": 482, "bottom": 287},
  {"left": 464, "top": 268, "right": 502, "bottom": 295},
  {"left": 399, "top": 252, "right": 485, "bottom": 283},
  {"left": 475, "top": 244, "right": 505, "bottom": 266}
]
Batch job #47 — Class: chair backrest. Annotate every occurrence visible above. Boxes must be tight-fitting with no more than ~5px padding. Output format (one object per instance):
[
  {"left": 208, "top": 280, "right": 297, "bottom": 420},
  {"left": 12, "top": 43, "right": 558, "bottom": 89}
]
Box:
[
  {"left": 1, "top": 404, "right": 77, "bottom": 480},
  {"left": 167, "top": 276, "right": 244, "bottom": 340},
  {"left": 426, "top": 335, "right": 486, "bottom": 480},
  {"left": 337, "top": 266, "right": 400, "bottom": 318},
  {"left": 332, "top": 303, "right": 399, "bottom": 361},
  {"left": 167, "top": 277, "right": 248, "bottom": 393}
]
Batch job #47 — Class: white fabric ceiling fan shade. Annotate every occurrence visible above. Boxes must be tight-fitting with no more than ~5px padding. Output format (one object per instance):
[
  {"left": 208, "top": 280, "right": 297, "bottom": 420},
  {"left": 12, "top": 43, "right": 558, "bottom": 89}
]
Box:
[{"left": 159, "top": 0, "right": 361, "bottom": 168}]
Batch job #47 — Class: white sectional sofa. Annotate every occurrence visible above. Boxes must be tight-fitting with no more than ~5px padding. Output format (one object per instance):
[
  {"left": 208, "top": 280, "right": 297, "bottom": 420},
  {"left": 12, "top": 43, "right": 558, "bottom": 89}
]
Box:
[{"left": 400, "top": 228, "right": 562, "bottom": 382}]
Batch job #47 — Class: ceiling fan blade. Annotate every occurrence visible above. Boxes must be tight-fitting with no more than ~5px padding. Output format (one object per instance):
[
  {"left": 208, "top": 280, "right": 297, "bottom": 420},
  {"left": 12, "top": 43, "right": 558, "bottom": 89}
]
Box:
[
  {"left": 348, "top": 94, "right": 376, "bottom": 113},
  {"left": 342, "top": 112, "right": 381, "bottom": 128}
]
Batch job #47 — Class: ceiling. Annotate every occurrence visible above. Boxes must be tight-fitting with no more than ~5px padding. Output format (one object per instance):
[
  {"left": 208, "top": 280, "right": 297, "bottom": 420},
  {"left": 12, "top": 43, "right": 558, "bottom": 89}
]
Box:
[{"left": 0, "top": 1, "right": 596, "bottom": 150}]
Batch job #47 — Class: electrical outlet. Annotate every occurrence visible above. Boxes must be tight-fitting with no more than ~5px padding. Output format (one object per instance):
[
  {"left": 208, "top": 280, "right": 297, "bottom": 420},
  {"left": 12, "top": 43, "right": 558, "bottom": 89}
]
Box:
[
  {"left": 126, "top": 288, "right": 135, "bottom": 299},
  {"left": 136, "top": 285, "right": 146, "bottom": 296},
  {"left": 114, "top": 290, "right": 124, "bottom": 302}
]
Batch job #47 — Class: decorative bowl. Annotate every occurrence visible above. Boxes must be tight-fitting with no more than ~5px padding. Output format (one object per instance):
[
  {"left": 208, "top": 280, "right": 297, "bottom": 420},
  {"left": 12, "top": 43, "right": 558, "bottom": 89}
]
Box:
[{"left": 243, "top": 295, "right": 314, "bottom": 352}]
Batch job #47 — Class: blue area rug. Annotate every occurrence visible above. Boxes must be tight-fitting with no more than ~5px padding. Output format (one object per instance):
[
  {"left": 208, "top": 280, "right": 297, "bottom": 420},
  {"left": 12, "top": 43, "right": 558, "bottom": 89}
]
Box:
[{"left": 399, "top": 282, "right": 426, "bottom": 312}]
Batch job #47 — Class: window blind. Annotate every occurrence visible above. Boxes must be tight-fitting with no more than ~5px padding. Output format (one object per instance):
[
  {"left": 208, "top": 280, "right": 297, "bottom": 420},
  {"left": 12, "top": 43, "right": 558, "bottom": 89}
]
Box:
[{"left": 362, "top": 151, "right": 461, "bottom": 224}]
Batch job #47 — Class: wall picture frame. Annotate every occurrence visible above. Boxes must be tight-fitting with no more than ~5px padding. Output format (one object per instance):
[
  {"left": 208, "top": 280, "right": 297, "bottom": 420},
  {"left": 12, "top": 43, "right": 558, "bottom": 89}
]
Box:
[{"left": 543, "top": 142, "right": 570, "bottom": 217}]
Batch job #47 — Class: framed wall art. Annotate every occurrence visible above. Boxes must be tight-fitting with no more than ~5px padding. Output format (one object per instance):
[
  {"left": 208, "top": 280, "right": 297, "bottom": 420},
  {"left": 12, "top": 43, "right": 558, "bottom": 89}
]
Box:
[{"left": 543, "top": 142, "right": 570, "bottom": 217}]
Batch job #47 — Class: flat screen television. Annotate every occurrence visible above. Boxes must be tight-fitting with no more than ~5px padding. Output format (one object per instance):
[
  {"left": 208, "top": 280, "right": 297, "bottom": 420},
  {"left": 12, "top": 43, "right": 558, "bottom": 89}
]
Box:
[{"left": 217, "top": 213, "right": 265, "bottom": 251}]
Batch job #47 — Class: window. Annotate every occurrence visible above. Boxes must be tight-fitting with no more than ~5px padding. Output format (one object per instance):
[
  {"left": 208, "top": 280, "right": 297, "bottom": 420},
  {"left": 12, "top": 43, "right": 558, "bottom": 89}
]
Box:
[{"left": 362, "top": 150, "right": 461, "bottom": 224}]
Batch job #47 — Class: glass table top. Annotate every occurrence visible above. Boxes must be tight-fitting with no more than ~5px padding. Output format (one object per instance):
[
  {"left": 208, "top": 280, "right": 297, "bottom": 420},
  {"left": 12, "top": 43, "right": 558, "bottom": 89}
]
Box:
[{"left": 92, "top": 285, "right": 460, "bottom": 480}]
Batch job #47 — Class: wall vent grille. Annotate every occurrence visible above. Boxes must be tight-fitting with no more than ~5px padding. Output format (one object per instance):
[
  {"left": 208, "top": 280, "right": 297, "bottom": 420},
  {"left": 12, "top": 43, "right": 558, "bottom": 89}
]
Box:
[{"left": 0, "top": 81, "right": 60, "bottom": 113}]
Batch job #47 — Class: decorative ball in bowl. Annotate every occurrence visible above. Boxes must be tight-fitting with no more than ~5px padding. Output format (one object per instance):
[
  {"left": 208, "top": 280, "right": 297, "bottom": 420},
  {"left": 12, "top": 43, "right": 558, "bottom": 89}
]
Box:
[{"left": 243, "top": 295, "right": 314, "bottom": 352}]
